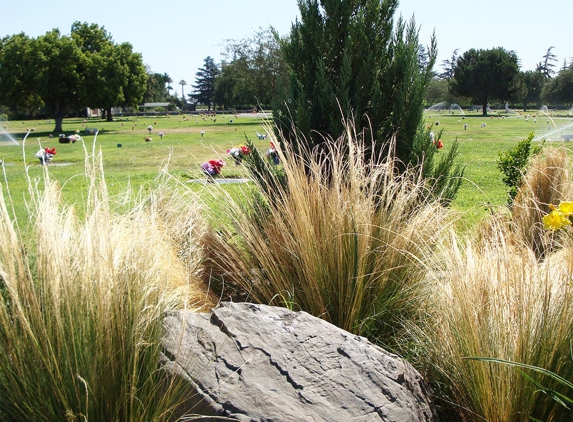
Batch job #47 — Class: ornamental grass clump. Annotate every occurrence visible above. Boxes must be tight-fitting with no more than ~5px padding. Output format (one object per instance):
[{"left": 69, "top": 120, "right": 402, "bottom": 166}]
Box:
[
  {"left": 204, "top": 123, "right": 453, "bottom": 341},
  {"left": 409, "top": 215, "right": 573, "bottom": 421},
  {"left": 0, "top": 151, "right": 212, "bottom": 421},
  {"left": 511, "top": 147, "right": 573, "bottom": 258}
]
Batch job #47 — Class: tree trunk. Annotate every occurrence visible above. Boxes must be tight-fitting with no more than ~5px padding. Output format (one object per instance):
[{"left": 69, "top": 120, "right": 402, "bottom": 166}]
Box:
[
  {"left": 482, "top": 99, "right": 488, "bottom": 116},
  {"left": 106, "top": 107, "right": 113, "bottom": 122},
  {"left": 53, "top": 113, "right": 65, "bottom": 133}
]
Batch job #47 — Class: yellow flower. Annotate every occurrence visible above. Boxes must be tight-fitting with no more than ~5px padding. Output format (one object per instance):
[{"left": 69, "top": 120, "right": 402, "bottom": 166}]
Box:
[
  {"left": 543, "top": 210, "right": 571, "bottom": 230},
  {"left": 558, "top": 201, "right": 573, "bottom": 216}
]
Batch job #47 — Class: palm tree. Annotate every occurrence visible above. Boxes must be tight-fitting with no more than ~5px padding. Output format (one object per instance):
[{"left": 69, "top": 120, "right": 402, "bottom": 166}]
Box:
[
  {"left": 164, "top": 73, "right": 173, "bottom": 97},
  {"left": 179, "top": 80, "right": 187, "bottom": 100}
]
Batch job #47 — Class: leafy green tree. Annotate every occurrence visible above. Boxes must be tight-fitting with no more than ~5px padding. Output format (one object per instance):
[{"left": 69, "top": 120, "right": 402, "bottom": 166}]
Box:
[
  {"left": 0, "top": 30, "right": 84, "bottom": 128},
  {"left": 0, "top": 33, "right": 42, "bottom": 115},
  {"left": 0, "top": 23, "right": 147, "bottom": 129},
  {"left": 218, "top": 28, "right": 285, "bottom": 109},
  {"left": 113, "top": 43, "right": 147, "bottom": 114},
  {"left": 520, "top": 70, "right": 545, "bottom": 110},
  {"left": 425, "top": 77, "right": 469, "bottom": 107},
  {"left": 72, "top": 22, "right": 146, "bottom": 121},
  {"left": 30, "top": 29, "right": 83, "bottom": 132},
  {"left": 192, "top": 56, "right": 219, "bottom": 110},
  {"left": 425, "top": 78, "right": 449, "bottom": 105},
  {"left": 273, "top": 0, "right": 458, "bottom": 188},
  {"left": 541, "top": 65, "right": 573, "bottom": 106},
  {"left": 143, "top": 71, "right": 170, "bottom": 103},
  {"left": 450, "top": 47, "right": 521, "bottom": 116},
  {"left": 214, "top": 59, "right": 249, "bottom": 109}
]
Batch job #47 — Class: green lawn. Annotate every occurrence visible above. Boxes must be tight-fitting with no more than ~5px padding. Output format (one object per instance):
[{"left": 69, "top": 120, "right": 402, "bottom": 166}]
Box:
[
  {"left": 0, "top": 113, "right": 272, "bottom": 221},
  {"left": 424, "top": 109, "right": 573, "bottom": 223},
  {"left": 2, "top": 110, "right": 573, "bottom": 227}
]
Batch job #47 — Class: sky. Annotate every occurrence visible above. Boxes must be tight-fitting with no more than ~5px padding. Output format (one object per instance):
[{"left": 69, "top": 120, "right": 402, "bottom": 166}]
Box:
[{"left": 3, "top": 0, "right": 572, "bottom": 97}]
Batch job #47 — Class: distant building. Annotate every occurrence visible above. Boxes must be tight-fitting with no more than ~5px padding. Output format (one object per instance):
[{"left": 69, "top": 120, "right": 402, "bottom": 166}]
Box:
[{"left": 139, "top": 102, "right": 171, "bottom": 109}]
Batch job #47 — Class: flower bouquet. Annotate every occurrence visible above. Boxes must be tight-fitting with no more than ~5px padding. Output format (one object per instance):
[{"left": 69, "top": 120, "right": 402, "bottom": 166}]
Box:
[
  {"left": 201, "top": 159, "right": 225, "bottom": 180},
  {"left": 266, "top": 141, "right": 280, "bottom": 165},
  {"left": 227, "top": 144, "right": 251, "bottom": 165},
  {"left": 35, "top": 147, "right": 56, "bottom": 165}
]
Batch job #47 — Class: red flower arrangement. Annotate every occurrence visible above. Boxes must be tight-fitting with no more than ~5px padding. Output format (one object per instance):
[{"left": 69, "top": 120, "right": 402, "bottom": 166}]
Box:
[
  {"left": 266, "top": 141, "right": 280, "bottom": 164},
  {"left": 201, "top": 159, "right": 225, "bottom": 176},
  {"left": 227, "top": 144, "right": 251, "bottom": 164},
  {"left": 35, "top": 147, "right": 56, "bottom": 165}
]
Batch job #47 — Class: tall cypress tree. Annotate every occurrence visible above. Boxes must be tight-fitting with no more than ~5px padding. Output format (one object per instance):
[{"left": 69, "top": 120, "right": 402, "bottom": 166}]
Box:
[{"left": 272, "top": 0, "right": 463, "bottom": 201}]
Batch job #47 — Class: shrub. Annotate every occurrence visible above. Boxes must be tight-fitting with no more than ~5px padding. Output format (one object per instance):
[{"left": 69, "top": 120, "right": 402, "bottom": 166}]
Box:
[
  {"left": 408, "top": 214, "right": 573, "bottom": 421},
  {"left": 203, "top": 123, "right": 453, "bottom": 344},
  {"left": 511, "top": 146, "right": 573, "bottom": 258},
  {"left": 0, "top": 153, "right": 212, "bottom": 421},
  {"left": 497, "top": 132, "right": 542, "bottom": 205}
]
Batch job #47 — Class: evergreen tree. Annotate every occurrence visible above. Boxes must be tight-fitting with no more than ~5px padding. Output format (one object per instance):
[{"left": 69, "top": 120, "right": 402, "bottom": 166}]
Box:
[
  {"left": 536, "top": 46, "right": 557, "bottom": 79},
  {"left": 438, "top": 48, "right": 459, "bottom": 80},
  {"left": 192, "top": 56, "right": 219, "bottom": 111},
  {"left": 271, "top": 0, "right": 463, "bottom": 203}
]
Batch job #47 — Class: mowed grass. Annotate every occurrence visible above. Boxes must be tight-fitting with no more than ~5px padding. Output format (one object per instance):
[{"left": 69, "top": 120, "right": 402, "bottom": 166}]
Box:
[
  {"left": 0, "top": 113, "right": 273, "bottom": 222},
  {"left": 2, "top": 110, "right": 573, "bottom": 227},
  {"left": 423, "top": 109, "right": 573, "bottom": 224}
]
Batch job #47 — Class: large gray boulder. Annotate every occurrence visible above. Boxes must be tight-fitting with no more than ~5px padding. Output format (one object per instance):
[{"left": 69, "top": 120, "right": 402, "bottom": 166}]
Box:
[{"left": 161, "top": 302, "right": 436, "bottom": 421}]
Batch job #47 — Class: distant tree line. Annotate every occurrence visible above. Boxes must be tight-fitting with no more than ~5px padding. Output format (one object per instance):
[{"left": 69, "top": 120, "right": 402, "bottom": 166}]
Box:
[
  {"left": 0, "top": 22, "right": 192, "bottom": 131},
  {"left": 427, "top": 46, "right": 573, "bottom": 114},
  {"left": 0, "top": 22, "right": 151, "bottom": 132}
]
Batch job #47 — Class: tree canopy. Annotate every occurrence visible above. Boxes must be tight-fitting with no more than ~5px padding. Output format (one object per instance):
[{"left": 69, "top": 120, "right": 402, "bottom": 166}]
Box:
[
  {"left": 0, "top": 33, "right": 42, "bottom": 116},
  {"left": 542, "top": 65, "right": 573, "bottom": 105},
  {"left": 450, "top": 47, "right": 521, "bottom": 116},
  {"left": 520, "top": 70, "right": 545, "bottom": 110},
  {"left": 437, "top": 48, "right": 459, "bottom": 80},
  {"left": 143, "top": 72, "right": 172, "bottom": 103},
  {"left": 214, "top": 28, "right": 285, "bottom": 110},
  {"left": 0, "top": 22, "right": 147, "bottom": 131},
  {"left": 72, "top": 22, "right": 147, "bottom": 121}
]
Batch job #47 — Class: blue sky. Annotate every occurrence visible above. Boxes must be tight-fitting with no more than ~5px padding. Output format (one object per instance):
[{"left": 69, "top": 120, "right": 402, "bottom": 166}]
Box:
[{"left": 3, "top": 0, "right": 572, "bottom": 94}]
